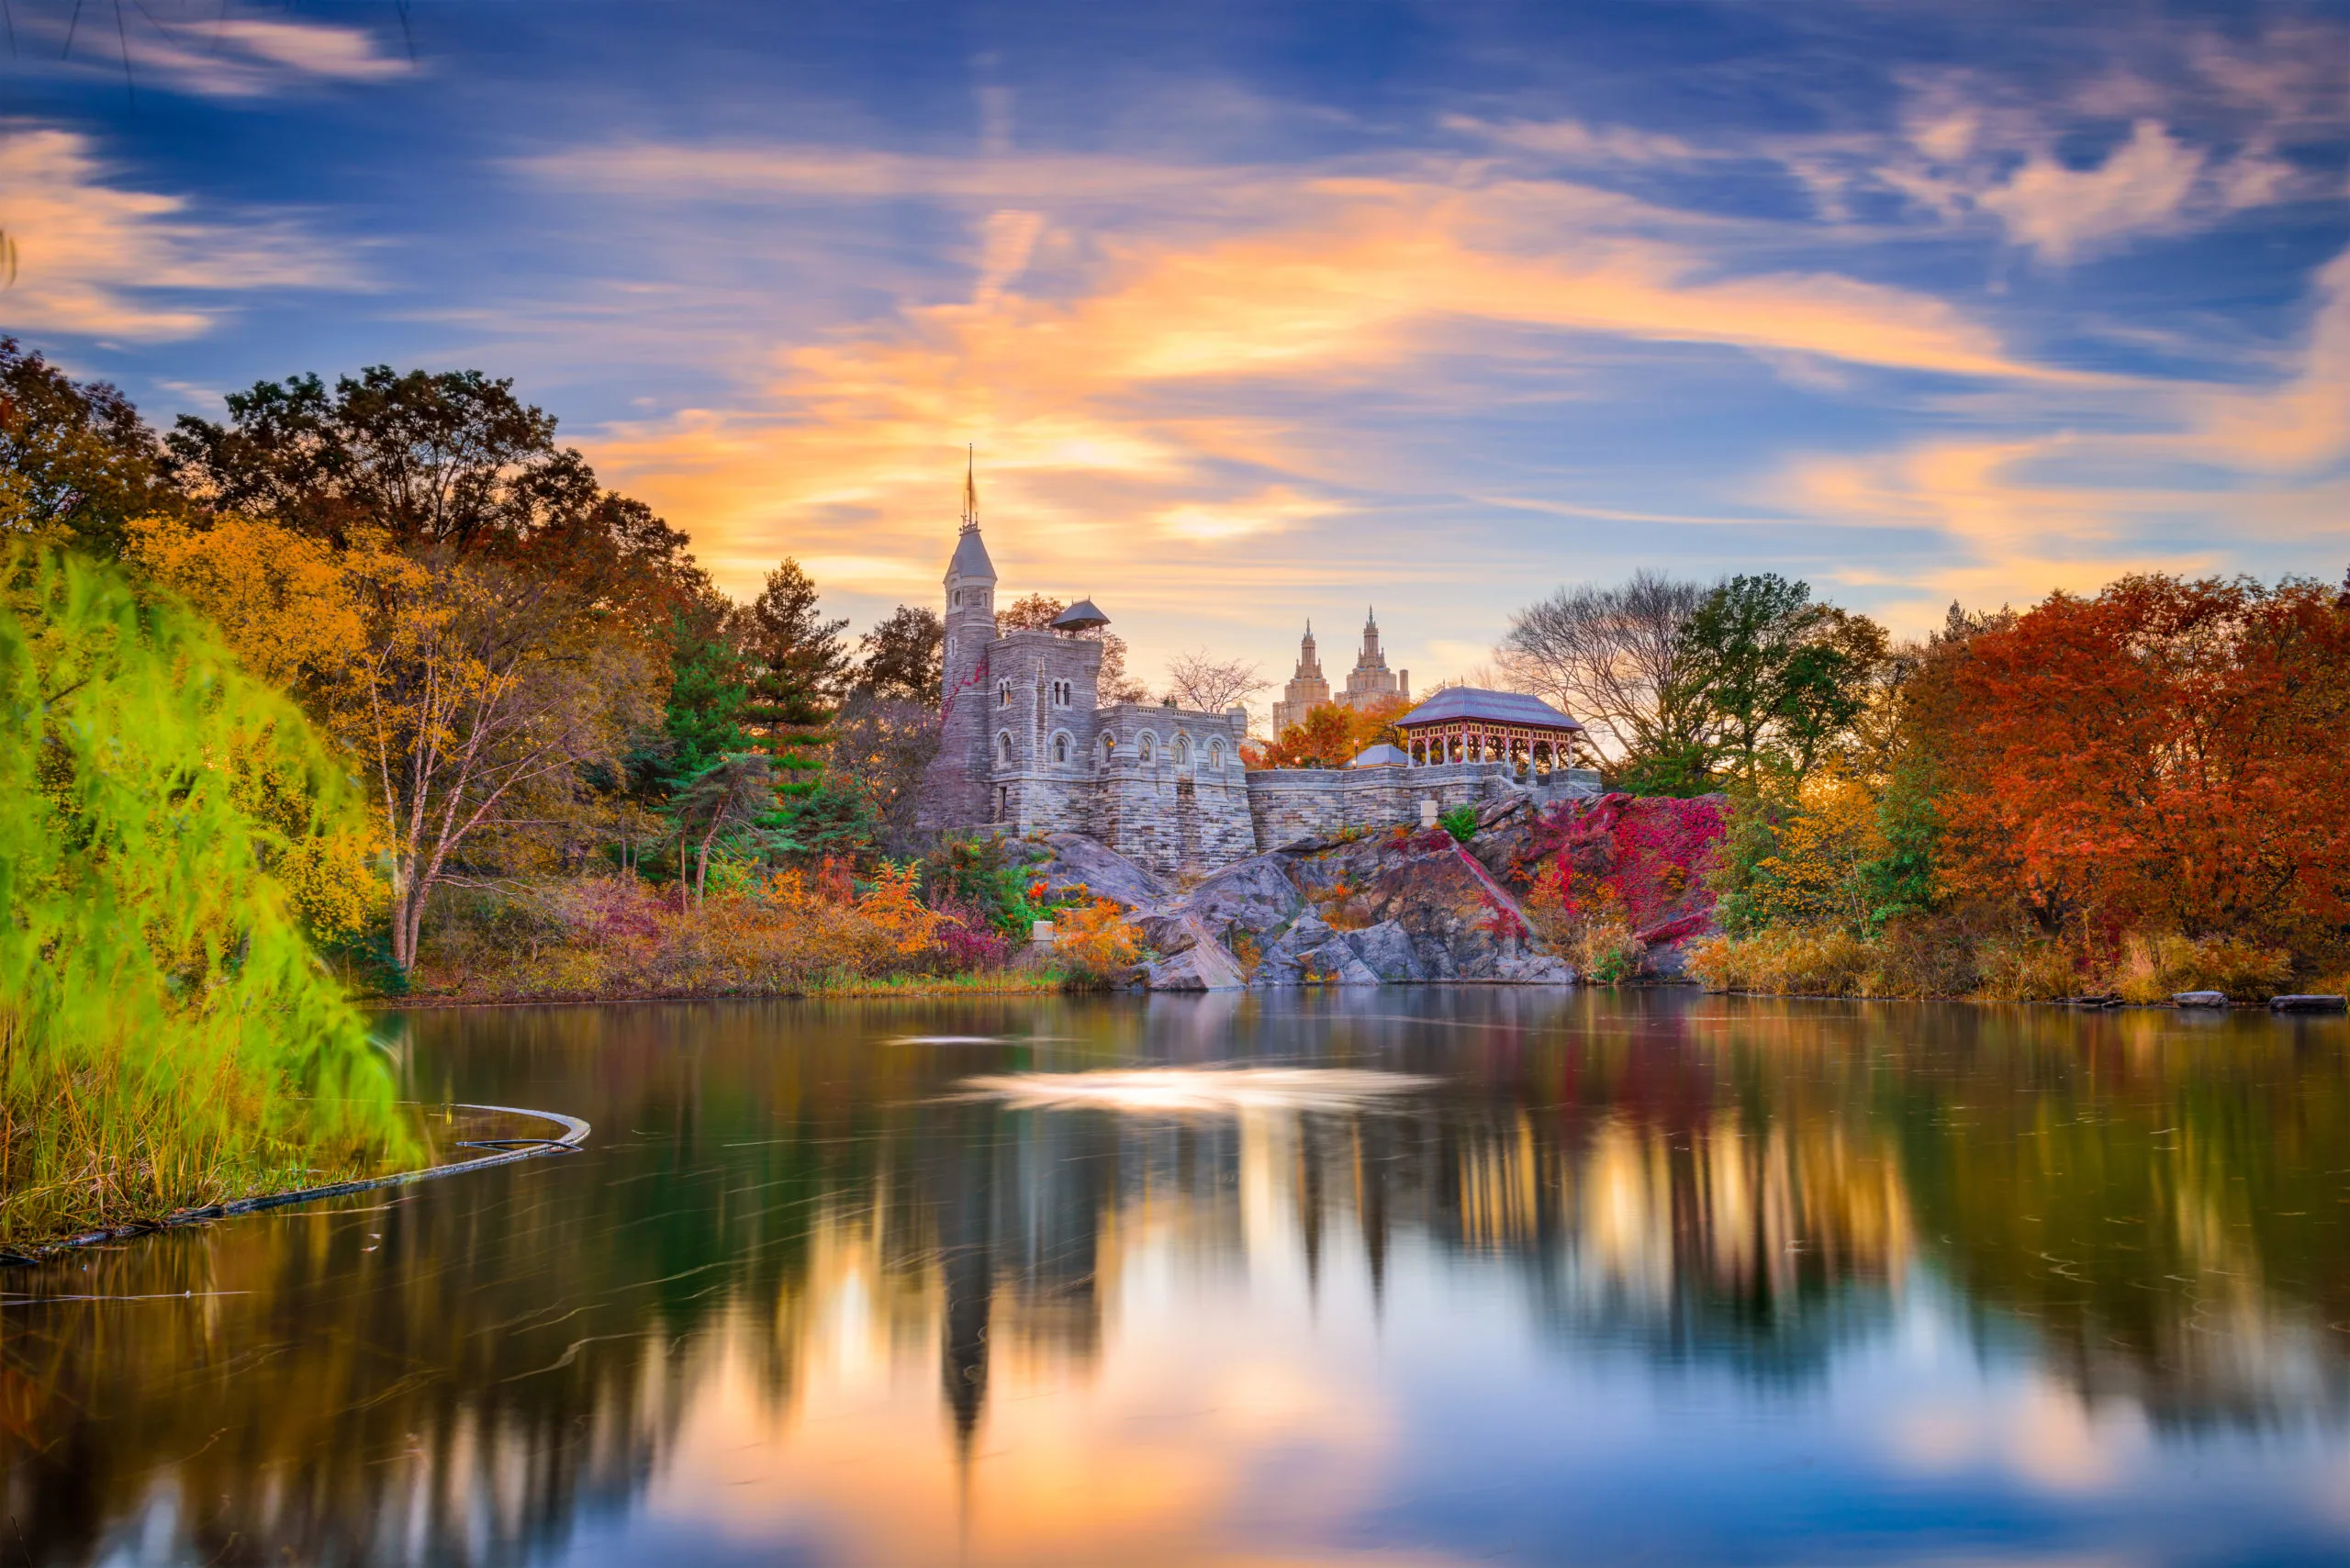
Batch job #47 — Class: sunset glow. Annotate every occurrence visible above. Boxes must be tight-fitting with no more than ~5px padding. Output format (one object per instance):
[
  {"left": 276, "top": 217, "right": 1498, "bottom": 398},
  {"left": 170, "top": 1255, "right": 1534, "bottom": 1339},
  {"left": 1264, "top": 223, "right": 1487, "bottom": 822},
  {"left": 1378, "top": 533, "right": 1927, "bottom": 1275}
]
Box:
[{"left": 5, "top": 1, "right": 2343, "bottom": 678}]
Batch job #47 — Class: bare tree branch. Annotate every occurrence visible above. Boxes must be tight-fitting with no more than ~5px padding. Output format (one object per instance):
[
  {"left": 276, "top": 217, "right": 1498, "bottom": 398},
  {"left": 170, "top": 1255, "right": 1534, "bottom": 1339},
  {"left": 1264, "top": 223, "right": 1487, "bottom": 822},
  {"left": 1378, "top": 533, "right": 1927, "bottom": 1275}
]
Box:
[
  {"left": 1496, "top": 570, "right": 1712, "bottom": 763},
  {"left": 1162, "top": 647, "right": 1268, "bottom": 714}
]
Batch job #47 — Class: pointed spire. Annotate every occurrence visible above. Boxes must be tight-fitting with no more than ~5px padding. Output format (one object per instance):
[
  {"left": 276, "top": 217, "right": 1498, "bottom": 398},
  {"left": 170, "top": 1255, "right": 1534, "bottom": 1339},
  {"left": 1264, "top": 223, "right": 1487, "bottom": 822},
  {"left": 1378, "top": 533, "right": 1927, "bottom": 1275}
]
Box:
[{"left": 959, "top": 443, "right": 979, "bottom": 532}]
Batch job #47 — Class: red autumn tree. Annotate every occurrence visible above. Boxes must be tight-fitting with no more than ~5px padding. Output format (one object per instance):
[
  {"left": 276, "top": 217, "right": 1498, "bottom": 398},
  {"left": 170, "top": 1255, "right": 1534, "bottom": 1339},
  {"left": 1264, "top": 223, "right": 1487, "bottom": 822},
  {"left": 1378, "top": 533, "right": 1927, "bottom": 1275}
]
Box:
[{"left": 1930, "top": 574, "right": 2350, "bottom": 946}]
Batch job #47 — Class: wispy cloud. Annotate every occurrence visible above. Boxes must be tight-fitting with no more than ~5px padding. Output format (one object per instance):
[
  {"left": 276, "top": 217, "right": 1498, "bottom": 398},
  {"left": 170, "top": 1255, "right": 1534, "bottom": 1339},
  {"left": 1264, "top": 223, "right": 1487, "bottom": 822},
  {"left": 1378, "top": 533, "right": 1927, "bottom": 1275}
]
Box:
[
  {"left": 560, "top": 144, "right": 2055, "bottom": 641},
  {"left": 0, "top": 129, "right": 351, "bottom": 339},
  {"left": 28, "top": 12, "right": 411, "bottom": 100},
  {"left": 1776, "top": 239, "right": 2350, "bottom": 607}
]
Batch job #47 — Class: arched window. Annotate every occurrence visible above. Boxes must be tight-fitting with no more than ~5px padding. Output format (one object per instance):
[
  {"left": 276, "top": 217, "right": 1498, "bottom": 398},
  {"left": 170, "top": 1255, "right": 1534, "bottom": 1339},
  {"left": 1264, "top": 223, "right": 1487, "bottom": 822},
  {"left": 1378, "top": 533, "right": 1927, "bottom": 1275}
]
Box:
[
  {"left": 1209, "top": 739, "right": 1225, "bottom": 770},
  {"left": 1139, "top": 733, "right": 1155, "bottom": 763},
  {"left": 999, "top": 732, "right": 1014, "bottom": 766},
  {"left": 997, "top": 679, "right": 1013, "bottom": 708},
  {"left": 1175, "top": 735, "right": 1191, "bottom": 765},
  {"left": 1100, "top": 734, "right": 1115, "bottom": 766},
  {"left": 952, "top": 588, "right": 962, "bottom": 608},
  {"left": 1053, "top": 733, "right": 1069, "bottom": 764}
]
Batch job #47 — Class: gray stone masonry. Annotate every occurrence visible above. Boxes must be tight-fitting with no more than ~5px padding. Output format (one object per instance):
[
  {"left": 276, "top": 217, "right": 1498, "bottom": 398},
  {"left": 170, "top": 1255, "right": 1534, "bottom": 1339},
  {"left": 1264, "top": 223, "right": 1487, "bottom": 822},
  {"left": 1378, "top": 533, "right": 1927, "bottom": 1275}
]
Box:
[
  {"left": 912, "top": 511, "right": 1598, "bottom": 870},
  {"left": 1244, "top": 761, "right": 1597, "bottom": 849},
  {"left": 1089, "top": 701, "right": 1253, "bottom": 878}
]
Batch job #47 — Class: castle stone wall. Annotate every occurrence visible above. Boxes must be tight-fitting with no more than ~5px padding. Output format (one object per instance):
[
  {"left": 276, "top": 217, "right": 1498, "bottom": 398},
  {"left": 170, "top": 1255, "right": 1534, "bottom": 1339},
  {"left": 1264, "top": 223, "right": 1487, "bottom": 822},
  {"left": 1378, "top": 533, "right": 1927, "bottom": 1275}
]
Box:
[
  {"left": 914, "top": 515, "right": 1596, "bottom": 879},
  {"left": 1088, "top": 702, "right": 1252, "bottom": 878},
  {"left": 1242, "top": 763, "right": 1597, "bottom": 847}
]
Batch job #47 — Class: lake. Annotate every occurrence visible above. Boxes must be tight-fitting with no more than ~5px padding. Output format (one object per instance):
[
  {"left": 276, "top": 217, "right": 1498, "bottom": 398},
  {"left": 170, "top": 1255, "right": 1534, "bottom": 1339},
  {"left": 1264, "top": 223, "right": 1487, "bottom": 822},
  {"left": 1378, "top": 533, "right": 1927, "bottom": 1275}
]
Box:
[{"left": 5, "top": 990, "right": 2348, "bottom": 1566}]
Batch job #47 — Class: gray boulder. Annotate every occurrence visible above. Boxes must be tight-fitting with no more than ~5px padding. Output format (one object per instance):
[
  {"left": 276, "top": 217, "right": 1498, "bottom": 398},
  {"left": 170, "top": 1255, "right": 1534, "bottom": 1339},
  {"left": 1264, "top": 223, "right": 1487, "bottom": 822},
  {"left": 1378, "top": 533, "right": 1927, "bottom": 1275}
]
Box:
[
  {"left": 1030, "top": 833, "right": 1169, "bottom": 912},
  {"left": 1348, "top": 920, "right": 1428, "bottom": 983},
  {"left": 2172, "top": 991, "right": 2229, "bottom": 1008}
]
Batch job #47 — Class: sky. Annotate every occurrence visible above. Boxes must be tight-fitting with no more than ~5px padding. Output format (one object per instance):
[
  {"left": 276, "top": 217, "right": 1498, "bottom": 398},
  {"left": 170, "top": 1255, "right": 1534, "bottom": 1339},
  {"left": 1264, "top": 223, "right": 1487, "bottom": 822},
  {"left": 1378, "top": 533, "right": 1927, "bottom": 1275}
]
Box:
[{"left": 3, "top": 0, "right": 2345, "bottom": 695}]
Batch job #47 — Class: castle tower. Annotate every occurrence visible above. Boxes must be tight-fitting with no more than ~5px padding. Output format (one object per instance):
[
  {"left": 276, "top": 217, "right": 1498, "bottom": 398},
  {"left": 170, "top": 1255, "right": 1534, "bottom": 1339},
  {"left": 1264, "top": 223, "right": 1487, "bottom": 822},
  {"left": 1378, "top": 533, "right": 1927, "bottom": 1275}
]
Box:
[
  {"left": 1270, "top": 621, "right": 1331, "bottom": 736},
  {"left": 917, "top": 453, "right": 1001, "bottom": 832},
  {"left": 1337, "top": 606, "right": 1408, "bottom": 711}
]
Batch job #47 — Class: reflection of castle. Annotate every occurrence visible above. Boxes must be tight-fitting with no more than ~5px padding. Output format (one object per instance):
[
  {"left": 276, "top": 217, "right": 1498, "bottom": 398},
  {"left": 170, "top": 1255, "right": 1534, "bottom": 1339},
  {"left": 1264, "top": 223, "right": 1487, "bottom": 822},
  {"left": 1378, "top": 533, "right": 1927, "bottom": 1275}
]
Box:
[
  {"left": 35, "top": 996, "right": 2350, "bottom": 1566},
  {"left": 1270, "top": 613, "right": 1410, "bottom": 735},
  {"left": 901, "top": 1057, "right": 1920, "bottom": 1445}
]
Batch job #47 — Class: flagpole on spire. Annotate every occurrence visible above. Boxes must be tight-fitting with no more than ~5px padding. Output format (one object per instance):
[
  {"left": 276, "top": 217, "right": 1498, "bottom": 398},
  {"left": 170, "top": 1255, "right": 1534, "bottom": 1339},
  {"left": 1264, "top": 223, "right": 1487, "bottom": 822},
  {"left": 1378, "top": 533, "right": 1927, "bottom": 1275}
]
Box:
[{"left": 960, "top": 444, "right": 979, "bottom": 532}]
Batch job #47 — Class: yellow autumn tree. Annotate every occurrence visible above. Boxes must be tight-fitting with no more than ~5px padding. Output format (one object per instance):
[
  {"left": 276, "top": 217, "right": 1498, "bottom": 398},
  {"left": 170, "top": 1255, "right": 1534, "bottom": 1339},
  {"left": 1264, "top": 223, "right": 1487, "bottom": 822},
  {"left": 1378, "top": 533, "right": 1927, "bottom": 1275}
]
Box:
[
  {"left": 1722, "top": 766, "right": 1888, "bottom": 934},
  {"left": 130, "top": 513, "right": 655, "bottom": 971}
]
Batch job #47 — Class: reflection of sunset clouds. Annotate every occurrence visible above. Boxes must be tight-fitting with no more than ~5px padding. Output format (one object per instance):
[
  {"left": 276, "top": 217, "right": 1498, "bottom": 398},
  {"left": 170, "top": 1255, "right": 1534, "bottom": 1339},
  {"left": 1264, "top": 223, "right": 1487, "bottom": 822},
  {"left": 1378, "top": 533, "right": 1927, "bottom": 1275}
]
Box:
[
  {"left": 11, "top": 993, "right": 2348, "bottom": 1564},
  {"left": 1882, "top": 1376, "right": 2147, "bottom": 1495},
  {"left": 653, "top": 1138, "right": 1408, "bottom": 1566}
]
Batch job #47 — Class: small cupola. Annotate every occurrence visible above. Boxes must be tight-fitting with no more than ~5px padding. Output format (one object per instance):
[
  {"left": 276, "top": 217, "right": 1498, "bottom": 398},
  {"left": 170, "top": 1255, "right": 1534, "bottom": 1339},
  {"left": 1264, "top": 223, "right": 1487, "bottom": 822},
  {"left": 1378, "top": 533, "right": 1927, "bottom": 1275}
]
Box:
[{"left": 1050, "top": 599, "right": 1110, "bottom": 633}]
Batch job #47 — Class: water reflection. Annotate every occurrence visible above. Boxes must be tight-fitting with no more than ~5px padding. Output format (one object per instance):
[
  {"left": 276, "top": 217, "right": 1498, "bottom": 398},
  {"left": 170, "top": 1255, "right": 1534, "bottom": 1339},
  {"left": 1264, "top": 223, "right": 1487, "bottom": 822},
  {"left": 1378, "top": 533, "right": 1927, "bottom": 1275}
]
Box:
[{"left": 4, "top": 991, "right": 2347, "bottom": 1565}]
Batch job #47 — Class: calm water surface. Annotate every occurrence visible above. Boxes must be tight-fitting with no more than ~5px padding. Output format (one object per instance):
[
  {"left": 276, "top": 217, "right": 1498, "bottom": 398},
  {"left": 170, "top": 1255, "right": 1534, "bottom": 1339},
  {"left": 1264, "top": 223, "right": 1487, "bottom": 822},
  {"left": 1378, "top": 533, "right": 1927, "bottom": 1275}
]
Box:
[{"left": 6, "top": 991, "right": 2349, "bottom": 1566}]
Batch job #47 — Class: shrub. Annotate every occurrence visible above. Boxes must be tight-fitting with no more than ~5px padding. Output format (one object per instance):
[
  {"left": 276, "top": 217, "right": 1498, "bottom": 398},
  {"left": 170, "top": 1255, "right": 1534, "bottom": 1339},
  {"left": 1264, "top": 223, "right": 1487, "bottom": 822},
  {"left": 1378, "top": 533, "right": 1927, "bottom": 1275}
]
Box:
[
  {"left": 1438, "top": 805, "right": 1479, "bottom": 844},
  {"left": 1686, "top": 928, "right": 1873, "bottom": 995},
  {"left": 1055, "top": 899, "right": 1143, "bottom": 986},
  {"left": 1863, "top": 915, "right": 1982, "bottom": 998},
  {"left": 1573, "top": 912, "right": 1644, "bottom": 983},
  {"left": 2112, "top": 933, "right": 2291, "bottom": 1004}
]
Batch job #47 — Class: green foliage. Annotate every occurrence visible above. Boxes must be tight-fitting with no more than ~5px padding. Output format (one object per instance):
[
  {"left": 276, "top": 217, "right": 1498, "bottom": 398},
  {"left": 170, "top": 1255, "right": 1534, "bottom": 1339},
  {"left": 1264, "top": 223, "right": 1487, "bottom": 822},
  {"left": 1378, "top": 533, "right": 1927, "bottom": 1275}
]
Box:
[
  {"left": 666, "top": 752, "right": 781, "bottom": 905},
  {"left": 0, "top": 338, "right": 176, "bottom": 557},
  {"left": 1438, "top": 805, "right": 1480, "bottom": 843},
  {"left": 1672, "top": 574, "right": 1886, "bottom": 794},
  {"left": 764, "top": 775, "right": 878, "bottom": 862},
  {"left": 920, "top": 834, "right": 1057, "bottom": 937},
  {"left": 741, "top": 557, "right": 850, "bottom": 742},
  {"left": 0, "top": 544, "right": 408, "bottom": 1241},
  {"left": 657, "top": 603, "right": 749, "bottom": 790},
  {"left": 1612, "top": 742, "right": 1713, "bottom": 798},
  {"left": 855, "top": 603, "right": 944, "bottom": 704}
]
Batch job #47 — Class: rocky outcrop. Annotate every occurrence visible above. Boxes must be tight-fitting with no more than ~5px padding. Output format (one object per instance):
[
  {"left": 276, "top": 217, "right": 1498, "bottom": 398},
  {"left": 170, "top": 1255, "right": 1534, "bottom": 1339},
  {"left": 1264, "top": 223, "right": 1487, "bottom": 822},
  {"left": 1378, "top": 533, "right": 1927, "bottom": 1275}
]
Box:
[
  {"left": 1024, "top": 789, "right": 1721, "bottom": 991},
  {"left": 1029, "top": 831, "right": 1170, "bottom": 911}
]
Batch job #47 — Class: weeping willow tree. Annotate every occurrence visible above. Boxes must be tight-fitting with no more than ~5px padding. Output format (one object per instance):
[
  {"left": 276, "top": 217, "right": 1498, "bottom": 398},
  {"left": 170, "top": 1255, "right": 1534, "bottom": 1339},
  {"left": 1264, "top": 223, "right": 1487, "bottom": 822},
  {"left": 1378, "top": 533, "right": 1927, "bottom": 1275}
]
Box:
[{"left": 0, "top": 544, "right": 409, "bottom": 1244}]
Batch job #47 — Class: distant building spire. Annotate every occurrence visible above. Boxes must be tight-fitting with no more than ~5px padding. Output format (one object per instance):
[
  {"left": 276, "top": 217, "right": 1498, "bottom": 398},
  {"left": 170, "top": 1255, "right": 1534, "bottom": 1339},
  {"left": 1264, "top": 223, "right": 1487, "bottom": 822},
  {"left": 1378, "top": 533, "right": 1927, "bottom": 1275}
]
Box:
[{"left": 960, "top": 444, "right": 978, "bottom": 532}]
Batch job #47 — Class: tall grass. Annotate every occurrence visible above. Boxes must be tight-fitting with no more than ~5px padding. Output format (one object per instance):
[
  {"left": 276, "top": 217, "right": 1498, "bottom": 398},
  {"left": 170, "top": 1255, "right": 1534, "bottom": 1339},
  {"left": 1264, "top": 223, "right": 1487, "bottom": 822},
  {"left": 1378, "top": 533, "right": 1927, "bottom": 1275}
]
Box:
[
  {"left": 1688, "top": 920, "right": 2302, "bottom": 1002},
  {"left": 1, "top": 546, "right": 408, "bottom": 1244}
]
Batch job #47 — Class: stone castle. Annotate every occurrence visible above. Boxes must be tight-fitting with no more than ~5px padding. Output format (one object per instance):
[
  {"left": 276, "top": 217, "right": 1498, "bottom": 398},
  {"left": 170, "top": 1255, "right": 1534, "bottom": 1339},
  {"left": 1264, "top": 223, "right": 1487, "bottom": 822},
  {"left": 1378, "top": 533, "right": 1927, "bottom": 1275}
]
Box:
[
  {"left": 1269, "top": 615, "right": 1409, "bottom": 735},
  {"left": 915, "top": 479, "right": 1595, "bottom": 879}
]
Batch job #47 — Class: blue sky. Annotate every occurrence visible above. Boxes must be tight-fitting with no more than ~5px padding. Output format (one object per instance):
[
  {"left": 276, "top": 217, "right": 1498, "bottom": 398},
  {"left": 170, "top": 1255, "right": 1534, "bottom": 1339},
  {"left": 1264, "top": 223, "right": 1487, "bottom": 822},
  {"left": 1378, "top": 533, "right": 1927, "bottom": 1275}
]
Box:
[{"left": 4, "top": 0, "right": 2344, "bottom": 690}]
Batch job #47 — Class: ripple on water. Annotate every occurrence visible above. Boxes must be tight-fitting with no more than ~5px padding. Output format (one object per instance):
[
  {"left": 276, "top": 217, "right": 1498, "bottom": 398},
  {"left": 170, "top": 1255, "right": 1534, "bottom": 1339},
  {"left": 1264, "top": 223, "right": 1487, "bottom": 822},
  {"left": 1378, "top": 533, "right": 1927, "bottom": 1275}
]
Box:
[{"left": 958, "top": 1066, "right": 1438, "bottom": 1114}]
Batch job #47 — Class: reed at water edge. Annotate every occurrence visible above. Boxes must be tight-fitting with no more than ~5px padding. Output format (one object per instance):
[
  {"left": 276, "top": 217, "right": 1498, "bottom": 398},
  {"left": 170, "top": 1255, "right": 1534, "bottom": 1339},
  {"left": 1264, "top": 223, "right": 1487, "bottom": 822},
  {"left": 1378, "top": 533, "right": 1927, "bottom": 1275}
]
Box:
[{"left": 0, "top": 545, "right": 411, "bottom": 1247}]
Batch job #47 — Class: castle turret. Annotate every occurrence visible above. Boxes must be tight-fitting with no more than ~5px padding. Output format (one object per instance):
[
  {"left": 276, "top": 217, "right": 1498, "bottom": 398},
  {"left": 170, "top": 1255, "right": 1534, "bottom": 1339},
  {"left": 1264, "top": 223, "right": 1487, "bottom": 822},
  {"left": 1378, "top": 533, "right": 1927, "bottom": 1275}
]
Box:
[
  {"left": 918, "top": 453, "right": 1002, "bottom": 832},
  {"left": 942, "top": 454, "right": 996, "bottom": 704}
]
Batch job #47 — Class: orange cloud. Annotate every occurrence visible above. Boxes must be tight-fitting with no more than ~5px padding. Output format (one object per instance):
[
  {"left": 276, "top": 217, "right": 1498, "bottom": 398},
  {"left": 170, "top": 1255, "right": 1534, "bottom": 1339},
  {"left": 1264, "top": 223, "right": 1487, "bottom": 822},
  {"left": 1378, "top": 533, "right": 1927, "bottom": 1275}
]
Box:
[
  {"left": 0, "top": 129, "right": 350, "bottom": 340},
  {"left": 574, "top": 150, "right": 2050, "bottom": 657}
]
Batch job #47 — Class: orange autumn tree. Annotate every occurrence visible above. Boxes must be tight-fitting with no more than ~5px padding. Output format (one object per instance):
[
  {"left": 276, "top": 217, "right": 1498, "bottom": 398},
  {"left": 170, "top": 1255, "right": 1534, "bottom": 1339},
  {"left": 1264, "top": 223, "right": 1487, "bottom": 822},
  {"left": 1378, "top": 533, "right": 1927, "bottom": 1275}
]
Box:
[
  {"left": 1930, "top": 574, "right": 2350, "bottom": 948},
  {"left": 1248, "top": 693, "right": 1412, "bottom": 768}
]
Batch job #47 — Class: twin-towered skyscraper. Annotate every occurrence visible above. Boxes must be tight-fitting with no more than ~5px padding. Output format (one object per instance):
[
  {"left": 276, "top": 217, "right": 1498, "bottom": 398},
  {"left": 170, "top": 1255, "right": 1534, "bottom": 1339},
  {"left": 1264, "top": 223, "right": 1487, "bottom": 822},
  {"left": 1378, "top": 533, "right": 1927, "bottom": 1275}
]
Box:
[{"left": 1270, "top": 613, "right": 1410, "bottom": 737}]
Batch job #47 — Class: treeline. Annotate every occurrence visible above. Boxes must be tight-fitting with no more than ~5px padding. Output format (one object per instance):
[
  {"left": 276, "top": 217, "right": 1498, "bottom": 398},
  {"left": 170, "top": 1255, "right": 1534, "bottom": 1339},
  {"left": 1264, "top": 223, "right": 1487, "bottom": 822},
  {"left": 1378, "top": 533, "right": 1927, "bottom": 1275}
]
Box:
[
  {"left": 0, "top": 342, "right": 1084, "bottom": 964},
  {"left": 0, "top": 342, "right": 1136, "bottom": 1237},
  {"left": 1499, "top": 566, "right": 2350, "bottom": 999}
]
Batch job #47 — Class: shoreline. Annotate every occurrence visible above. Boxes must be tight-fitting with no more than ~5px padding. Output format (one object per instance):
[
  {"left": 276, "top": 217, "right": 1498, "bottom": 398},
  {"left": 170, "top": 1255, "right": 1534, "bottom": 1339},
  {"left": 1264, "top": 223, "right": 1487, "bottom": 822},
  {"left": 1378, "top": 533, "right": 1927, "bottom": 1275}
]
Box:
[{"left": 0, "top": 1103, "right": 590, "bottom": 1267}]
